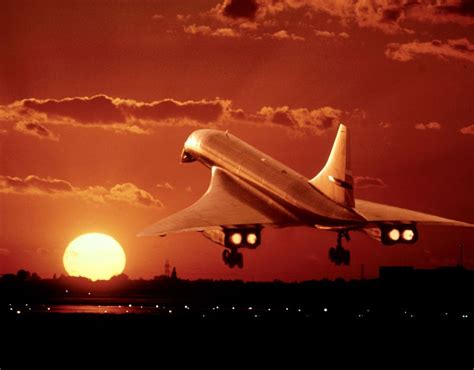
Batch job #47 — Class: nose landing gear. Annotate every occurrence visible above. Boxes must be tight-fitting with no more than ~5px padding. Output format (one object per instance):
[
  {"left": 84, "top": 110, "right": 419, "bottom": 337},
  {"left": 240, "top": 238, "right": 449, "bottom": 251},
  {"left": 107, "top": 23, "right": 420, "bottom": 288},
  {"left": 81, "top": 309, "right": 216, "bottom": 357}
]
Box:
[{"left": 329, "top": 231, "right": 351, "bottom": 266}]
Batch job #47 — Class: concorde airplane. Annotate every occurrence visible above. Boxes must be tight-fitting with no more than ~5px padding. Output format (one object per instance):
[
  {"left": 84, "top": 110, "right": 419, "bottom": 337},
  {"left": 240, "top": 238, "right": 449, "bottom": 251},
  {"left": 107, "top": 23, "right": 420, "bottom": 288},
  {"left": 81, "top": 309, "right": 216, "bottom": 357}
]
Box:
[{"left": 139, "top": 124, "right": 473, "bottom": 268}]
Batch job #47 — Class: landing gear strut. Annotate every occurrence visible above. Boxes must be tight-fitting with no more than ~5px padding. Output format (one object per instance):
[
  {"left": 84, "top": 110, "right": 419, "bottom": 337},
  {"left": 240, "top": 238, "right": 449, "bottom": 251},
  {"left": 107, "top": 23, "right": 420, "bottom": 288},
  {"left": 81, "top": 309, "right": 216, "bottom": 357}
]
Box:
[
  {"left": 223, "top": 248, "right": 244, "bottom": 269},
  {"left": 329, "top": 231, "right": 351, "bottom": 266}
]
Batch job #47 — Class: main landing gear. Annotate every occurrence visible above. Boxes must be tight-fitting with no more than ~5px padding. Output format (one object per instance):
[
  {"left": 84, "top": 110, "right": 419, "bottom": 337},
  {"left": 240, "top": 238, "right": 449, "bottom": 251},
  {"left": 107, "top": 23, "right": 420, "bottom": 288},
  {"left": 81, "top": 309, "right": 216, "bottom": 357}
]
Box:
[
  {"left": 329, "top": 231, "right": 351, "bottom": 266},
  {"left": 222, "top": 248, "right": 244, "bottom": 269}
]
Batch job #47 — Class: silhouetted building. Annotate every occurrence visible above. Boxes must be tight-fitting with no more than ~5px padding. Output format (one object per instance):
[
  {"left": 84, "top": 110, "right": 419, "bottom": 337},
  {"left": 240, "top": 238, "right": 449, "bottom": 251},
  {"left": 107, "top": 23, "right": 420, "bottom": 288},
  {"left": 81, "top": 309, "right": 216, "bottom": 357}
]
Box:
[
  {"left": 171, "top": 267, "right": 178, "bottom": 280},
  {"left": 379, "top": 266, "right": 414, "bottom": 281}
]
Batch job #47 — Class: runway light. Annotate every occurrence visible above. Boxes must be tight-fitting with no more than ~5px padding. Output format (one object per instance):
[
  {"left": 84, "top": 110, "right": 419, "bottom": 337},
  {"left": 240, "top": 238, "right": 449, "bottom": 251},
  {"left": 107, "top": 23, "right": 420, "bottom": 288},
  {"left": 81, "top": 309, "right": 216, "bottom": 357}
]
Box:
[
  {"left": 156, "top": 305, "right": 159, "bottom": 308},
  {"left": 129, "top": 304, "right": 132, "bottom": 307},
  {"left": 16, "top": 310, "right": 21, "bottom": 314},
  {"left": 47, "top": 307, "right": 50, "bottom": 311},
  {"left": 246, "top": 233, "right": 257, "bottom": 245},
  {"left": 323, "top": 308, "right": 328, "bottom": 312},
  {"left": 285, "top": 307, "right": 289, "bottom": 311},
  {"left": 232, "top": 306, "right": 235, "bottom": 310},
  {"left": 230, "top": 232, "right": 242, "bottom": 245},
  {"left": 248, "top": 306, "right": 253, "bottom": 311},
  {"left": 388, "top": 228, "right": 400, "bottom": 241},
  {"left": 402, "top": 229, "right": 415, "bottom": 241},
  {"left": 169, "top": 310, "right": 173, "bottom": 314}
]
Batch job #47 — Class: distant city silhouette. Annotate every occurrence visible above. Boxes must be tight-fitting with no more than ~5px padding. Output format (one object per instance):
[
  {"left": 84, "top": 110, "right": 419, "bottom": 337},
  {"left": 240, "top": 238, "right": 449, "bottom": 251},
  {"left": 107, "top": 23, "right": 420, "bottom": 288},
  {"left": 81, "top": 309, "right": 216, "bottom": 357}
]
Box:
[{"left": 1, "top": 265, "right": 473, "bottom": 315}]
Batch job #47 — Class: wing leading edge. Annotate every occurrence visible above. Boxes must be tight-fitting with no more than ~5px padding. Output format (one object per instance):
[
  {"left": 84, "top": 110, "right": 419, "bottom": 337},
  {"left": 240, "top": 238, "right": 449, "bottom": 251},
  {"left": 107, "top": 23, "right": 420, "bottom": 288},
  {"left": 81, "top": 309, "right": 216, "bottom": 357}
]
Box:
[{"left": 138, "top": 167, "right": 300, "bottom": 237}]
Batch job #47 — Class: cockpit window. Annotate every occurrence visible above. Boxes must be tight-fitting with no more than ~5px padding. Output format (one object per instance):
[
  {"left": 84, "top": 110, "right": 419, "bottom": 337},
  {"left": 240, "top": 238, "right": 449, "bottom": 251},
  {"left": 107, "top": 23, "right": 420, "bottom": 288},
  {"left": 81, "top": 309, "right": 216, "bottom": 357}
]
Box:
[{"left": 181, "top": 150, "right": 196, "bottom": 163}]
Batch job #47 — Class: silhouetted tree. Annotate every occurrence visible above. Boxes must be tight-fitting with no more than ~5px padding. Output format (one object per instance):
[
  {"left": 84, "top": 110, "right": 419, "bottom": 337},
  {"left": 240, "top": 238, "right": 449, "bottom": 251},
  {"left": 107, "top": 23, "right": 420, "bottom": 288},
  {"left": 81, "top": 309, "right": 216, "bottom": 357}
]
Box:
[
  {"left": 171, "top": 267, "right": 178, "bottom": 280},
  {"left": 16, "top": 269, "right": 30, "bottom": 281}
]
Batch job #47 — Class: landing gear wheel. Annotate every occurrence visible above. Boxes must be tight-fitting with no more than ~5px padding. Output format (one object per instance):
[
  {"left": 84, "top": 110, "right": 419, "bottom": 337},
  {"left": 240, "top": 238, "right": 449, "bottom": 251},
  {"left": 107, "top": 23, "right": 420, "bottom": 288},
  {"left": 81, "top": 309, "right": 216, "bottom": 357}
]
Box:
[
  {"left": 222, "top": 248, "right": 244, "bottom": 269},
  {"left": 222, "top": 249, "right": 230, "bottom": 265},
  {"left": 342, "top": 249, "right": 350, "bottom": 266},
  {"left": 328, "top": 231, "right": 351, "bottom": 266},
  {"left": 236, "top": 253, "right": 244, "bottom": 269}
]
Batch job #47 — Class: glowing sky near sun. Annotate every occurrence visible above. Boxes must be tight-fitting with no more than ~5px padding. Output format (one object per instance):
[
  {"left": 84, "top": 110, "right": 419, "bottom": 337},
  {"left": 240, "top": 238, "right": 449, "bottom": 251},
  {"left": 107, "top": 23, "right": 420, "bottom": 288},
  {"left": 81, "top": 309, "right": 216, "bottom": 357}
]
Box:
[{"left": 0, "top": 0, "right": 473, "bottom": 281}]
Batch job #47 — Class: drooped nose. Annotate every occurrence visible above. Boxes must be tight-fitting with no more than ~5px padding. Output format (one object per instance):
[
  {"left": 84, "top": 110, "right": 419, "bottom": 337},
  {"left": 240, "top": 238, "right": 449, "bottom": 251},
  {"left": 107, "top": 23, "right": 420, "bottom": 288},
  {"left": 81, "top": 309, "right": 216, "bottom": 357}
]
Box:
[{"left": 181, "top": 132, "right": 199, "bottom": 163}]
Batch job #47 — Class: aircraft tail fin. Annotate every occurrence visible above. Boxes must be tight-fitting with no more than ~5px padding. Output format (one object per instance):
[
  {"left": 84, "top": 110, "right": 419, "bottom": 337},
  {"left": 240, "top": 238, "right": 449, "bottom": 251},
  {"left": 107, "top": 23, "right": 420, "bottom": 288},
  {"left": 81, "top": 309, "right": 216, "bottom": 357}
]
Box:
[{"left": 309, "top": 123, "right": 355, "bottom": 208}]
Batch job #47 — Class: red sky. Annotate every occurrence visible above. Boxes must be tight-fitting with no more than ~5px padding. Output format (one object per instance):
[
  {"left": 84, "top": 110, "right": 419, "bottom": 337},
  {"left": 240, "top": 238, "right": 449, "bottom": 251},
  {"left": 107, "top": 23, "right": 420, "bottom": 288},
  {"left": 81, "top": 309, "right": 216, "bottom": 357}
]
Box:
[{"left": 1, "top": 0, "right": 473, "bottom": 281}]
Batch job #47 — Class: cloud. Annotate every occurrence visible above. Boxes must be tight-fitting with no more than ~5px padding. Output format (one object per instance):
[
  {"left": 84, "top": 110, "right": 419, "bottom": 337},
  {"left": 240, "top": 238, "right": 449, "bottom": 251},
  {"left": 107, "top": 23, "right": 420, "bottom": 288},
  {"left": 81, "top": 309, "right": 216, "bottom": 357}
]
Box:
[
  {"left": 386, "top": 38, "right": 474, "bottom": 63},
  {"left": 0, "top": 175, "right": 162, "bottom": 208},
  {"left": 36, "top": 247, "right": 50, "bottom": 256},
  {"left": 0, "top": 175, "right": 73, "bottom": 193},
  {"left": 184, "top": 24, "right": 240, "bottom": 37},
  {"left": 271, "top": 30, "right": 305, "bottom": 41},
  {"left": 414, "top": 121, "right": 442, "bottom": 130},
  {"left": 106, "top": 183, "right": 162, "bottom": 207},
  {"left": 0, "top": 95, "right": 359, "bottom": 137},
  {"left": 23, "top": 95, "right": 124, "bottom": 123},
  {"left": 314, "top": 30, "right": 335, "bottom": 38},
  {"left": 127, "top": 98, "right": 226, "bottom": 122},
  {"left": 14, "top": 121, "right": 59, "bottom": 141},
  {"left": 406, "top": 0, "right": 474, "bottom": 25},
  {"left": 354, "top": 176, "right": 386, "bottom": 189},
  {"left": 157, "top": 182, "right": 175, "bottom": 190},
  {"left": 221, "top": 0, "right": 258, "bottom": 20},
  {"left": 256, "top": 105, "right": 343, "bottom": 134},
  {"left": 460, "top": 124, "right": 474, "bottom": 135},
  {"left": 212, "top": 0, "right": 474, "bottom": 34},
  {"left": 314, "top": 30, "right": 351, "bottom": 39},
  {"left": 177, "top": 14, "right": 192, "bottom": 22},
  {"left": 0, "top": 95, "right": 230, "bottom": 138},
  {"left": 0, "top": 248, "right": 11, "bottom": 256}
]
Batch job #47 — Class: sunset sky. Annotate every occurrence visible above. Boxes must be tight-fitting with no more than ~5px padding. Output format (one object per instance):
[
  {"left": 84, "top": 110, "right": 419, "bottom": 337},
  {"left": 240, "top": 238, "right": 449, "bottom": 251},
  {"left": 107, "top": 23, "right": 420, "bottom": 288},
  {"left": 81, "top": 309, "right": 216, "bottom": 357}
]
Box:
[{"left": 1, "top": 0, "right": 473, "bottom": 281}]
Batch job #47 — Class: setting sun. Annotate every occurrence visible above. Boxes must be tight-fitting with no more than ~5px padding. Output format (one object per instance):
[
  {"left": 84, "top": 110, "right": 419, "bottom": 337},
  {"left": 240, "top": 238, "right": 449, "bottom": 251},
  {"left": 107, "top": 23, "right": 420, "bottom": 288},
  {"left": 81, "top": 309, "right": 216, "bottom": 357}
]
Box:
[{"left": 63, "top": 233, "right": 126, "bottom": 281}]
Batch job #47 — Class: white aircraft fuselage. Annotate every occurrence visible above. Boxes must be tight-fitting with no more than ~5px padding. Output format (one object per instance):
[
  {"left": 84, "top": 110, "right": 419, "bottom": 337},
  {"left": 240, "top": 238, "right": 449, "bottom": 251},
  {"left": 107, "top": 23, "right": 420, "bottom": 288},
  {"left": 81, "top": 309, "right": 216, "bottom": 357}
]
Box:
[{"left": 182, "top": 129, "right": 363, "bottom": 228}]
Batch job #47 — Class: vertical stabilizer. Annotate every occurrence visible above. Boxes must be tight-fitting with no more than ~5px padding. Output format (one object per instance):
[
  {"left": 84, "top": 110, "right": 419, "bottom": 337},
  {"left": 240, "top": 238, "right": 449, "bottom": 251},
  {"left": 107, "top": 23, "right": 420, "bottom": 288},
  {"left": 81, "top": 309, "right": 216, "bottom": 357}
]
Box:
[{"left": 309, "top": 124, "right": 355, "bottom": 208}]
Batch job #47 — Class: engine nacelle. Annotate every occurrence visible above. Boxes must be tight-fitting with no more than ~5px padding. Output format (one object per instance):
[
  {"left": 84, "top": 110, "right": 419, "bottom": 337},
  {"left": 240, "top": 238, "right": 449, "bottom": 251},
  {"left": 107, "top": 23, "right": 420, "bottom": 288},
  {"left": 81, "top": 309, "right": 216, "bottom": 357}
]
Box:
[
  {"left": 381, "top": 224, "right": 418, "bottom": 246},
  {"left": 202, "top": 228, "right": 261, "bottom": 249}
]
